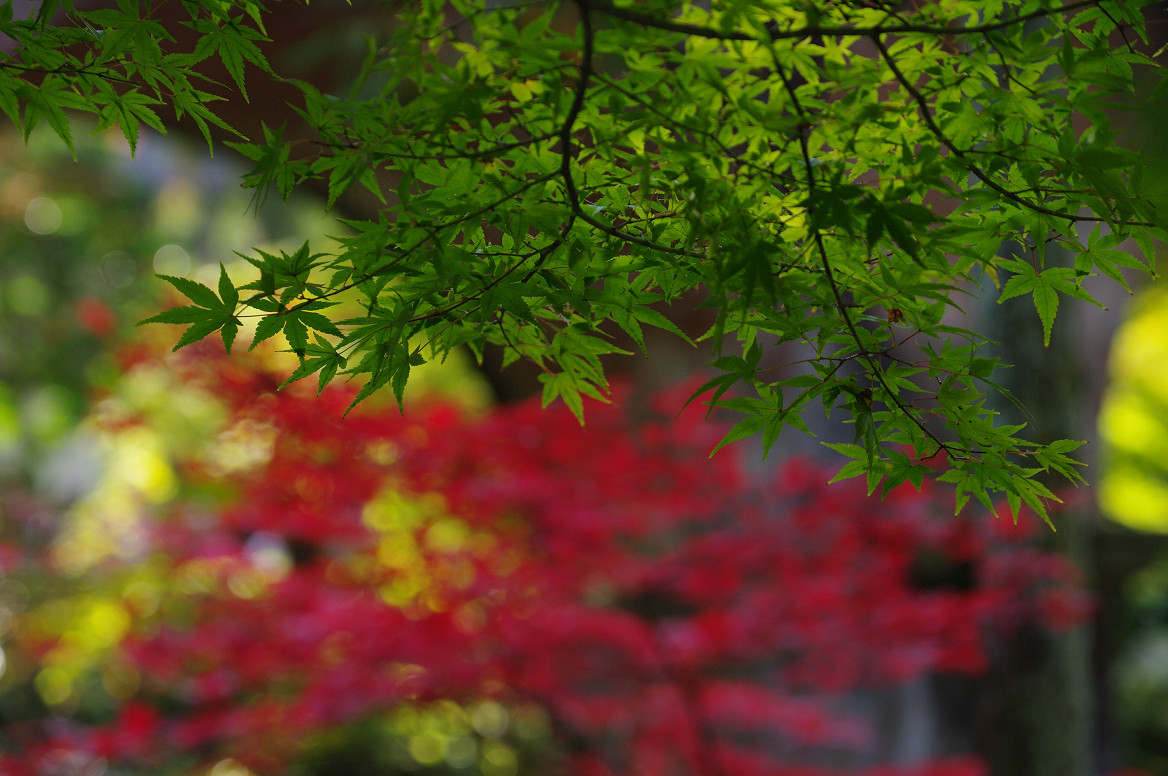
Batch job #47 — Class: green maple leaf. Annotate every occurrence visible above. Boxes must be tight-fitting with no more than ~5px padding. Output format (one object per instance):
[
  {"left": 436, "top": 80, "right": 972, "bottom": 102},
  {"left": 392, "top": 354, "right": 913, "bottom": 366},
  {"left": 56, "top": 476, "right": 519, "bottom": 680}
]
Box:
[{"left": 140, "top": 265, "right": 241, "bottom": 352}]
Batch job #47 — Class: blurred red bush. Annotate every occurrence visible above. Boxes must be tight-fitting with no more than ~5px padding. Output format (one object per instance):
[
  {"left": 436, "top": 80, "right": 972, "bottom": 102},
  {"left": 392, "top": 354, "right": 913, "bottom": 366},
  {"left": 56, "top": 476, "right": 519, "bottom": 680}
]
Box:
[{"left": 0, "top": 345, "right": 1092, "bottom": 775}]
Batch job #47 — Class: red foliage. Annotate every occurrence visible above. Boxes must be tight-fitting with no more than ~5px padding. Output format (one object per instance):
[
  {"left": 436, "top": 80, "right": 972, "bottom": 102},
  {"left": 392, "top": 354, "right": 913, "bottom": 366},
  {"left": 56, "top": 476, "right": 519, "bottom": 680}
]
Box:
[
  {"left": 72, "top": 297, "right": 118, "bottom": 339},
  {"left": 0, "top": 346, "right": 1092, "bottom": 775}
]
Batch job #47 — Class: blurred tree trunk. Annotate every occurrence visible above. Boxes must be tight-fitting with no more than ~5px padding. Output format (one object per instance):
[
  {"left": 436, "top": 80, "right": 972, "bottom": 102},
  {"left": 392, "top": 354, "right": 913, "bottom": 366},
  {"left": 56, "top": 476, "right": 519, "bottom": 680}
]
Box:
[{"left": 978, "top": 244, "right": 1095, "bottom": 776}]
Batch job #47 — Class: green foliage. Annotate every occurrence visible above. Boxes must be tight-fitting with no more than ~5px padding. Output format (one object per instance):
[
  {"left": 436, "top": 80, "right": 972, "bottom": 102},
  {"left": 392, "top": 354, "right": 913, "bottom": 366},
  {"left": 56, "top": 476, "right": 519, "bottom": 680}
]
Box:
[
  {"left": 0, "top": 0, "right": 260, "bottom": 155},
  {"left": 3, "top": 0, "right": 1165, "bottom": 521},
  {"left": 140, "top": 266, "right": 241, "bottom": 351}
]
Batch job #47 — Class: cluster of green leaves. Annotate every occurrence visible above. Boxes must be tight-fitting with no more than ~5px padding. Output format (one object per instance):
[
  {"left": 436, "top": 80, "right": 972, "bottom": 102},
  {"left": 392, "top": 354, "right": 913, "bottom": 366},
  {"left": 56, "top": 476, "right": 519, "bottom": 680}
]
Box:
[
  {"left": 0, "top": 0, "right": 274, "bottom": 154},
  {"left": 5, "top": 0, "right": 1166, "bottom": 522}
]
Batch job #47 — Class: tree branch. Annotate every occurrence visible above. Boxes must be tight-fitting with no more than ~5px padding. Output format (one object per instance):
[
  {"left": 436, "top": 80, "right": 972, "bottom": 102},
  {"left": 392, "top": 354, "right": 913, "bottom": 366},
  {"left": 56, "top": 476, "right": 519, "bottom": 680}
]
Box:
[
  {"left": 560, "top": 0, "right": 706, "bottom": 259},
  {"left": 871, "top": 34, "right": 1154, "bottom": 228},
  {"left": 590, "top": 0, "right": 1102, "bottom": 42},
  {"left": 772, "top": 52, "right": 959, "bottom": 463}
]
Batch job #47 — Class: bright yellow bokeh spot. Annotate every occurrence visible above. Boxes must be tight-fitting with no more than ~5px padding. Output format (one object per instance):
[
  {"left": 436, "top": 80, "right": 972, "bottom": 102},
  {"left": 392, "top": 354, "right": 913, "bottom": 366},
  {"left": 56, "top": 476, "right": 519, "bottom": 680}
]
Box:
[
  {"left": 408, "top": 729, "right": 448, "bottom": 765},
  {"left": 35, "top": 659, "right": 74, "bottom": 697},
  {"left": 427, "top": 519, "right": 470, "bottom": 553},
  {"left": 208, "top": 759, "right": 257, "bottom": 776},
  {"left": 203, "top": 417, "right": 276, "bottom": 476},
  {"left": 69, "top": 598, "right": 130, "bottom": 650},
  {"left": 123, "top": 579, "right": 162, "bottom": 617},
  {"left": 481, "top": 740, "right": 519, "bottom": 776},
  {"left": 379, "top": 576, "right": 425, "bottom": 609},
  {"left": 363, "top": 489, "right": 492, "bottom": 610},
  {"left": 22, "top": 593, "right": 139, "bottom": 708},
  {"left": 1100, "top": 393, "right": 1168, "bottom": 457},
  {"left": 1100, "top": 464, "right": 1168, "bottom": 532},
  {"left": 471, "top": 700, "right": 509, "bottom": 738},
  {"left": 53, "top": 420, "right": 183, "bottom": 574},
  {"left": 1110, "top": 300, "right": 1168, "bottom": 394},
  {"left": 377, "top": 534, "right": 421, "bottom": 570},
  {"left": 364, "top": 490, "right": 443, "bottom": 533},
  {"left": 1100, "top": 284, "right": 1168, "bottom": 532},
  {"left": 35, "top": 665, "right": 75, "bottom": 706},
  {"left": 111, "top": 426, "right": 178, "bottom": 502},
  {"left": 227, "top": 567, "right": 271, "bottom": 600}
]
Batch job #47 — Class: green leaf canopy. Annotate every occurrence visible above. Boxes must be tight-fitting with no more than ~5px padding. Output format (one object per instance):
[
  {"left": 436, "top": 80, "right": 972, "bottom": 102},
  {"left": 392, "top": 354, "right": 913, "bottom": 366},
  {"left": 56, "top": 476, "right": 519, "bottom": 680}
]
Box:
[{"left": 3, "top": 0, "right": 1165, "bottom": 521}]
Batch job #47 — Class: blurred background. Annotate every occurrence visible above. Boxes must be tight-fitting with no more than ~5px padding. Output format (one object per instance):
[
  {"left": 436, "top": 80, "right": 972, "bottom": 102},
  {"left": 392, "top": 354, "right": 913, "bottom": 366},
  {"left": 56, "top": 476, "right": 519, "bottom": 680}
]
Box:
[{"left": 0, "top": 11, "right": 1166, "bottom": 775}]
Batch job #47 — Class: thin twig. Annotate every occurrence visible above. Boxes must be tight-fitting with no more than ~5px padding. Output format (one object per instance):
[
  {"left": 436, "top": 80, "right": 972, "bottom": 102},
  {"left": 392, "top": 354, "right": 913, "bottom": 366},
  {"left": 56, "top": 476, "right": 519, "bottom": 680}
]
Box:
[
  {"left": 590, "top": 0, "right": 1101, "bottom": 42},
  {"left": 772, "top": 51, "right": 959, "bottom": 462},
  {"left": 871, "top": 34, "right": 1154, "bottom": 227}
]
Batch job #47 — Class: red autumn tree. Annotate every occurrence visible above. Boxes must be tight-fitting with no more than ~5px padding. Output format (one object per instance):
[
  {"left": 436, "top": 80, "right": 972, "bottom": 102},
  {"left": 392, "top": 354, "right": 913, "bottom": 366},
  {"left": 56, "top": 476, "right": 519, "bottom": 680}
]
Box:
[{"left": 0, "top": 341, "right": 1092, "bottom": 776}]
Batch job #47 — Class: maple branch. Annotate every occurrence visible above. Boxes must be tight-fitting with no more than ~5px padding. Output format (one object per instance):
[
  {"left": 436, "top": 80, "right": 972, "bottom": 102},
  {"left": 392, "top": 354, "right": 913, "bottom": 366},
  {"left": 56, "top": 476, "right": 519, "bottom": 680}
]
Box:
[
  {"left": 559, "top": 0, "right": 706, "bottom": 259},
  {"left": 0, "top": 60, "right": 137, "bottom": 85},
  {"left": 366, "top": 132, "right": 558, "bottom": 162},
  {"left": 558, "top": 0, "right": 594, "bottom": 218},
  {"left": 871, "top": 34, "right": 1155, "bottom": 228},
  {"left": 772, "top": 52, "right": 959, "bottom": 463},
  {"left": 590, "top": 0, "right": 1102, "bottom": 42}
]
